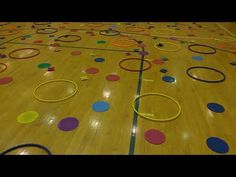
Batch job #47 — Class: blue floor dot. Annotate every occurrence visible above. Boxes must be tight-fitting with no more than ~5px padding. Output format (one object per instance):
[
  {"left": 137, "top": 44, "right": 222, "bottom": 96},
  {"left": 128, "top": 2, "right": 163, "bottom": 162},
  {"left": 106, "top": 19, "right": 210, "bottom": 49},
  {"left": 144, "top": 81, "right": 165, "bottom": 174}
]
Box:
[
  {"left": 94, "top": 58, "right": 105, "bottom": 62},
  {"left": 192, "top": 55, "right": 203, "bottom": 61},
  {"left": 162, "top": 76, "right": 175, "bottom": 83},
  {"left": 207, "top": 103, "right": 225, "bottom": 113},
  {"left": 92, "top": 101, "right": 110, "bottom": 112},
  {"left": 207, "top": 137, "right": 229, "bottom": 154},
  {"left": 160, "top": 69, "right": 168, "bottom": 73}
]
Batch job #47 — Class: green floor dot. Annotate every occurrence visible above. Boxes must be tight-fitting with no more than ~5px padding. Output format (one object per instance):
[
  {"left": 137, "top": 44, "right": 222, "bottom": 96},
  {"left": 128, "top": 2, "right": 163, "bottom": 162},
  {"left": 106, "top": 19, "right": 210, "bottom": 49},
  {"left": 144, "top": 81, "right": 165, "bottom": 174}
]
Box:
[
  {"left": 38, "top": 63, "right": 51, "bottom": 69},
  {"left": 97, "top": 40, "right": 106, "bottom": 44},
  {"left": 17, "top": 111, "right": 39, "bottom": 124}
]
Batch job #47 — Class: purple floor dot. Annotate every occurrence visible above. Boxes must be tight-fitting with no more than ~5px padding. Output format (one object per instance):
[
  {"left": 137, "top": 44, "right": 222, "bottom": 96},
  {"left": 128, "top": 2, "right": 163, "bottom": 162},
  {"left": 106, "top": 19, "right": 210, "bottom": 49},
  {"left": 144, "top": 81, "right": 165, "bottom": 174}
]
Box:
[
  {"left": 139, "top": 51, "right": 149, "bottom": 56},
  {"left": 58, "top": 117, "right": 79, "bottom": 131}
]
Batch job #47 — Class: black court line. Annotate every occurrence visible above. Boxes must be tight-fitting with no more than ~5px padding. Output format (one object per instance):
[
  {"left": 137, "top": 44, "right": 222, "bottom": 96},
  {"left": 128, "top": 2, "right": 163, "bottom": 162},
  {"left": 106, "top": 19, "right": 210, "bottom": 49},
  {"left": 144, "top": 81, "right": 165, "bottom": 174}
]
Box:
[
  {"left": 0, "top": 33, "right": 36, "bottom": 46},
  {"left": 128, "top": 47, "right": 145, "bottom": 155},
  {"left": 7, "top": 41, "right": 139, "bottom": 53}
]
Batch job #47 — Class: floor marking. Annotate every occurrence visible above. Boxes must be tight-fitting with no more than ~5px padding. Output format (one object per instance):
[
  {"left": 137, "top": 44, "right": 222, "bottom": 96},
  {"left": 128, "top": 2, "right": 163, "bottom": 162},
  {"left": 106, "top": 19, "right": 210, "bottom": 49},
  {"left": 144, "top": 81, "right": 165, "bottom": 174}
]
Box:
[
  {"left": 129, "top": 46, "right": 145, "bottom": 155},
  {"left": 7, "top": 41, "right": 138, "bottom": 53}
]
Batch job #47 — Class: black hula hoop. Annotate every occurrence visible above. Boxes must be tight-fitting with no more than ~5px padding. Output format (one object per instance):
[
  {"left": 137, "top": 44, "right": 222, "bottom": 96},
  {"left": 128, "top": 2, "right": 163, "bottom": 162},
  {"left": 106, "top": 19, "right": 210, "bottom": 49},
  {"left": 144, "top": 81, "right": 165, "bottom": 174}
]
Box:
[
  {"left": 0, "top": 22, "right": 9, "bottom": 26},
  {"left": 55, "top": 35, "right": 81, "bottom": 42},
  {"left": 119, "top": 58, "right": 152, "bottom": 72},
  {"left": 1, "top": 143, "right": 52, "bottom": 155},
  {"left": 186, "top": 66, "right": 226, "bottom": 83},
  {"left": 188, "top": 44, "right": 216, "bottom": 54},
  {"left": 36, "top": 28, "right": 58, "bottom": 34},
  {"left": 8, "top": 48, "right": 40, "bottom": 59},
  {"left": 99, "top": 30, "right": 120, "bottom": 36}
]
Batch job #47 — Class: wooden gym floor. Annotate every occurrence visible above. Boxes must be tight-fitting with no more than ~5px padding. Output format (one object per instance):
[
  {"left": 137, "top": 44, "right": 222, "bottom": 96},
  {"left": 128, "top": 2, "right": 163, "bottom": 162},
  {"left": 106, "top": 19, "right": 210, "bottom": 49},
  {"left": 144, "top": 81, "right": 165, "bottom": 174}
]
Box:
[{"left": 0, "top": 22, "right": 236, "bottom": 155}]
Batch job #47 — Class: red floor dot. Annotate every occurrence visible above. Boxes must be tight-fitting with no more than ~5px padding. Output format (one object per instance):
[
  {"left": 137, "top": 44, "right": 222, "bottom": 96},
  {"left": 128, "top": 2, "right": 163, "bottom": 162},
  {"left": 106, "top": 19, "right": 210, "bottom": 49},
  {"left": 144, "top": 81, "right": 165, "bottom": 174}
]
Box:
[
  {"left": 85, "top": 67, "right": 99, "bottom": 74},
  {"left": 71, "top": 29, "right": 79, "bottom": 32},
  {"left": 106, "top": 74, "right": 120, "bottom": 81},
  {"left": 145, "top": 129, "right": 166, "bottom": 145},
  {"left": 71, "top": 51, "right": 82, "bottom": 56},
  {"left": 152, "top": 59, "right": 164, "bottom": 65},
  {"left": 0, "top": 77, "right": 13, "bottom": 85},
  {"left": 33, "top": 40, "right": 43, "bottom": 44}
]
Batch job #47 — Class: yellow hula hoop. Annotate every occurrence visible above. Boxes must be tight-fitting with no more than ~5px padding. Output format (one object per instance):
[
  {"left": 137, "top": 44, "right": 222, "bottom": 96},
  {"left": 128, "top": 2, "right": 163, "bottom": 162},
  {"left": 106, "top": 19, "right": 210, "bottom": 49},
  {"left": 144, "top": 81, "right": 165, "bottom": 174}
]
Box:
[
  {"left": 132, "top": 93, "right": 181, "bottom": 122},
  {"left": 33, "top": 79, "right": 78, "bottom": 103},
  {"left": 214, "top": 36, "right": 236, "bottom": 42},
  {"left": 154, "top": 41, "right": 182, "bottom": 52}
]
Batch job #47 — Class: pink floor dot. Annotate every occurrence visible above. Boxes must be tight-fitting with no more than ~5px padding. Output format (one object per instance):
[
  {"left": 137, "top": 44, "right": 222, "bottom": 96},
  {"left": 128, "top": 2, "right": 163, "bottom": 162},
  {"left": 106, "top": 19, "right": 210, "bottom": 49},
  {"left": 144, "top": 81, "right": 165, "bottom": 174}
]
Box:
[
  {"left": 0, "top": 77, "right": 13, "bottom": 85},
  {"left": 33, "top": 40, "right": 43, "bottom": 44},
  {"left": 85, "top": 67, "right": 99, "bottom": 74},
  {"left": 71, "top": 51, "right": 82, "bottom": 56},
  {"left": 152, "top": 59, "right": 164, "bottom": 65},
  {"left": 106, "top": 74, "right": 120, "bottom": 81},
  {"left": 145, "top": 129, "right": 166, "bottom": 145}
]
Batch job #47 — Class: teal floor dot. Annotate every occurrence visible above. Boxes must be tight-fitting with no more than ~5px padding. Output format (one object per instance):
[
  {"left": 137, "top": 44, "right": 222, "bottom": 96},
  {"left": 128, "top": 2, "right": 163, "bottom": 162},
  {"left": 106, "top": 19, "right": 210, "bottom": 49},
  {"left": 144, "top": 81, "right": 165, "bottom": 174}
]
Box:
[{"left": 38, "top": 63, "right": 51, "bottom": 69}]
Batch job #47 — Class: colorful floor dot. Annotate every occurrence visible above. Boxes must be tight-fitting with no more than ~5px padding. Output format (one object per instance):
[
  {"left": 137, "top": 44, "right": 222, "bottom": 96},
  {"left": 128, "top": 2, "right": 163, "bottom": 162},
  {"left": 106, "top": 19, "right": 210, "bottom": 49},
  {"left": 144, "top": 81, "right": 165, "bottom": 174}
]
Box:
[
  {"left": 17, "top": 111, "right": 39, "bottom": 124},
  {"left": 160, "top": 68, "right": 168, "bottom": 73},
  {"left": 206, "top": 137, "right": 229, "bottom": 154},
  {"left": 106, "top": 74, "right": 120, "bottom": 81},
  {"left": 23, "top": 35, "right": 32, "bottom": 38},
  {"left": 71, "top": 51, "right": 82, "bottom": 56},
  {"left": 144, "top": 129, "right": 166, "bottom": 145},
  {"left": 192, "top": 55, "right": 203, "bottom": 61},
  {"left": 152, "top": 59, "right": 164, "bottom": 65},
  {"left": 0, "top": 54, "right": 7, "bottom": 59},
  {"left": 92, "top": 101, "right": 110, "bottom": 112},
  {"left": 94, "top": 58, "right": 105, "bottom": 62},
  {"left": 0, "top": 77, "right": 13, "bottom": 85},
  {"left": 97, "top": 40, "right": 106, "bottom": 44},
  {"left": 207, "top": 103, "right": 225, "bottom": 113},
  {"left": 48, "top": 67, "right": 55, "bottom": 71},
  {"left": 38, "top": 63, "right": 51, "bottom": 69},
  {"left": 162, "top": 75, "right": 175, "bottom": 83},
  {"left": 58, "top": 117, "right": 79, "bottom": 131},
  {"left": 139, "top": 51, "right": 149, "bottom": 56},
  {"left": 230, "top": 61, "right": 236, "bottom": 65},
  {"left": 85, "top": 67, "right": 99, "bottom": 74},
  {"left": 160, "top": 56, "right": 168, "bottom": 61}
]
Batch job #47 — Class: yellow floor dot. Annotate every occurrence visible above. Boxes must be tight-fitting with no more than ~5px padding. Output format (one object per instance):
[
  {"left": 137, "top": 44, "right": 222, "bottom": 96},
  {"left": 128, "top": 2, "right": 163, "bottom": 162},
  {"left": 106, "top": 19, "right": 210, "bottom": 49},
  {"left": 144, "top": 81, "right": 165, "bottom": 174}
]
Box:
[{"left": 17, "top": 111, "right": 39, "bottom": 124}]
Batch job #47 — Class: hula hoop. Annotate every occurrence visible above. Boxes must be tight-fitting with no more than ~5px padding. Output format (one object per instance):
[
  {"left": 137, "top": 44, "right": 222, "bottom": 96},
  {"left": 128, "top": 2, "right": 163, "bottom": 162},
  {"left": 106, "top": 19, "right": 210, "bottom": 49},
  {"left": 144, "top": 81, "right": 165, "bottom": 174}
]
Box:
[
  {"left": 99, "top": 30, "right": 120, "bottom": 36},
  {"left": 33, "top": 79, "right": 78, "bottom": 103},
  {"left": 0, "top": 63, "right": 7, "bottom": 73},
  {"left": 186, "top": 66, "right": 226, "bottom": 83},
  {"left": 36, "top": 28, "right": 58, "bottom": 34},
  {"left": 126, "top": 26, "right": 146, "bottom": 32},
  {"left": 55, "top": 35, "right": 81, "bottom": 42},
  {"left": 132, "top": 93, "right": 181, "bottom": 122},
  {"left": 119, "top": 58, "right": 152, "bottom": 72},
  {"left": 33, "top": 22, "right": 51, "bottom": 25},
  {"left": 155, "top": 42, "right": 182, "bottom": 52},
  {"left": 0, "top": 22, "right": 9, "bottom": 26},
  {"left": 9, "top": 48, "right": 40, "bottom": 59},
  {"left": 0, "top": 30, "right": 19, "bottom": 36},
  {"left": 188, "top": 44, "right": 216, "bottom": 54},
  {"left": 1, "top": 143, "right": 52, "bottom": 155},
  {"left": 214, "top": 36, "right": 236, "bottom": 42}
]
